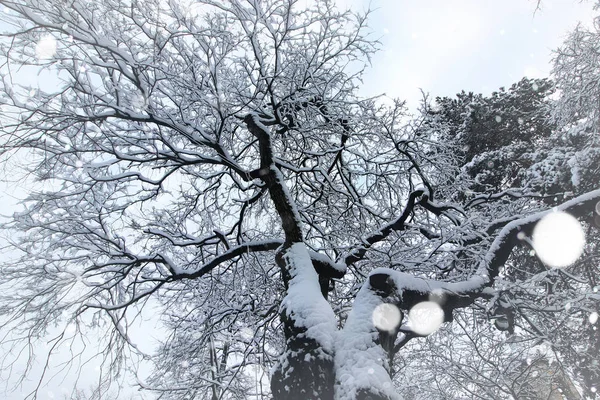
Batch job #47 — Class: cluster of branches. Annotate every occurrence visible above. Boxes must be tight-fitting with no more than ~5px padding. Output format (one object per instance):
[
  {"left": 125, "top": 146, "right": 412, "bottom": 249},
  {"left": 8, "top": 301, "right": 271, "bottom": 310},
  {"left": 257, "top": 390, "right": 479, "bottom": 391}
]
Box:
[{"left": 0, "top": 0, "right": 598, "bottom": 399}]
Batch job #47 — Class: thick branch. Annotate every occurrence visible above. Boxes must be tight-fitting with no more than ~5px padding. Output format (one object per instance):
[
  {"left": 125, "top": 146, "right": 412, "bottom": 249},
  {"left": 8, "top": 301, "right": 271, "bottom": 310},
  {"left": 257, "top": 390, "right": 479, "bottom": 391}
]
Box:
[
  {"left": 166, "top": 239, "right": 344, "bottom": 281},
  {"left": 343, "top": 189, "right": 424, "bottom": 266},
  {"left": 168, "top": 240, "right": 283, "bottom": 280},
  {"left": 370, "top": 188, "right": 600, "bottom": 343},
  {"left": 244, "top": 113, "right": 303, "bottom": 243}
]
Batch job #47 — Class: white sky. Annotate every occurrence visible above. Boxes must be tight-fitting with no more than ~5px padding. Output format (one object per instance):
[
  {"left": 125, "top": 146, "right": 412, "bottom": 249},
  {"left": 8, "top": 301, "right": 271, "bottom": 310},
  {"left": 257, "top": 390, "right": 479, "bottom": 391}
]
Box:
[
  {"left": 0, "top": 0, "right": 597, "bottom": 398},
  {"left": 341, "top": 0, "right": 595, "bottom": 107}
]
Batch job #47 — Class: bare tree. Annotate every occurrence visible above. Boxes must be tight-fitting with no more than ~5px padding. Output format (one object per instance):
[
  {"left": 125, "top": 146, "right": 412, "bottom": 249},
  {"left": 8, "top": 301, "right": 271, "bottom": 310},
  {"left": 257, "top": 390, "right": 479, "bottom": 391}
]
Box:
[{"left": 0, "top": 1, "right": 599, "bottom": 399}]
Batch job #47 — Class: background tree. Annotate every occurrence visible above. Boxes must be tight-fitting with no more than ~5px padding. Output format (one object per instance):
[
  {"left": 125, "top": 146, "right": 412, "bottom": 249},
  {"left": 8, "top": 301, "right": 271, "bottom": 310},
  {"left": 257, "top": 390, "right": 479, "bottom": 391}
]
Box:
[
  {"left": 422, "top": 77, "right": 557, "bottom": 194},
  {"left": 390, "top": 36, "right": 600, "bottom": 399},
  {"left": 0, "top": 0, "right": 599, "bottom": 399}
]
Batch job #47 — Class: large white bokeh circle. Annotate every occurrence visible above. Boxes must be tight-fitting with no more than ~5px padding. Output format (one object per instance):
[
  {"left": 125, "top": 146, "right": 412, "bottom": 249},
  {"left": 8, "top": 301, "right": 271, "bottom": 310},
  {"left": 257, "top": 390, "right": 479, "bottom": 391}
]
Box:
[
  {"left": 372, "top": 303, "right": 402, "bottom": 332},
  {"left": 532, "top": 211, "right": 585, "bottom": 268},
  {"left": 36, "top": 35, "right": 57, "bottom": 60},
  {"left": 408, "top": 301, "right": 444, "bottom": 335}
]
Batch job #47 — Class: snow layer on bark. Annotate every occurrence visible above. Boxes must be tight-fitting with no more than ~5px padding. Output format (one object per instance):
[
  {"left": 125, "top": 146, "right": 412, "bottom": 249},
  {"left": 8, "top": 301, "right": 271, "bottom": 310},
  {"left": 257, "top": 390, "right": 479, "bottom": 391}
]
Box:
[
  {"left": 280, "top": 243, "right": 337, "bottom": 353},
  {"left": 307, "top": 250, "right": 347, "bottom": 274},
  {"left": 363, "top": 189, "right": 600, "bottom": 318},
  {"left": 373, "top": 268, "right": 487, "bottom": 296},
  {"left": 335, "top": 284, "right": 403, "bottom": 400},
  {"left": 567, "top": 154, "right": 581, "bottom": 187},
  {"left": 480, "top": 187, "right": 600, "bottom": 273}
]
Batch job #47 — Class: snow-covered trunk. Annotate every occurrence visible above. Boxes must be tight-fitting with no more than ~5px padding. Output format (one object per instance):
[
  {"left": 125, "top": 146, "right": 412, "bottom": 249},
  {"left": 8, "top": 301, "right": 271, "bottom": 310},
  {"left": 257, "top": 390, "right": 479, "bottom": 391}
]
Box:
[
  {"left": 245, "top": 110, "right": 431, "bottom": 399},
  {"left": 270, "top": 243, "right": 337, "bottom": 400},
  {"left": 335, "top": 276, "right": 402, "bottom": 400},
  {"left": 244, "top": 114, "right": 337, "bottom": 399}
]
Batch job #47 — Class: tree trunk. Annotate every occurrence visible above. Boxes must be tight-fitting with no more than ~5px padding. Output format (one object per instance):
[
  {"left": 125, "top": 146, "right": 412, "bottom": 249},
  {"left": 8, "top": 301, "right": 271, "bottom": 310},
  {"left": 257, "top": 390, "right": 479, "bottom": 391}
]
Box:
[
  {"left": 270, "top": 244, "right": 336, "bottom": 400},
  {"left": 244, "top": 114, "right": 396, "bottom": 399}
]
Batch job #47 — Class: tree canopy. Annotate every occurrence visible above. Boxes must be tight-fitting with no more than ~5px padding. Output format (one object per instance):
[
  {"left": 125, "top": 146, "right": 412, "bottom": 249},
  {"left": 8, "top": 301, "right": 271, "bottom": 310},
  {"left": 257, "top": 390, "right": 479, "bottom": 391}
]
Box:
[{"left": 0, "top": 0, "right": 599, "bottom": 399}]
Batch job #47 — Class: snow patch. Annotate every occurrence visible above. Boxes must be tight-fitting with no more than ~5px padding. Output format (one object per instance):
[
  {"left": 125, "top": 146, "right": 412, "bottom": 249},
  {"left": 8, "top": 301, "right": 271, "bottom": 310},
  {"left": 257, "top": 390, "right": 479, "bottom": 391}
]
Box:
[
  {"left": 372, "top": 267, "right": 487, "bottom": 295},
  {"left": 567, "top": 155, "right": 580, "bottom": 187},
  {"left": 279, "top": 243, "right": 336, "bottom": 353},
  {"left": 307, "top": 250, "right": 347, "bottom": 275},
  {"left": 335, "top": 284, "right": 402, "bottom": 400}
]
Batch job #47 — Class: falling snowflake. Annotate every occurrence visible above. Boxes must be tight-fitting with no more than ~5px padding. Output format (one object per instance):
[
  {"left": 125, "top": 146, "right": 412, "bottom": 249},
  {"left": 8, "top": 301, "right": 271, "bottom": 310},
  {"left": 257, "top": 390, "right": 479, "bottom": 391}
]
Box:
[
  {"left": 495, "top": 115, "right": 502, "bottom": 123},
  {"left": 372, "top": 303, "right": 402, "bottom": 332},
  {"left": 532, "top": 211, "right": 585, "bottom": 268},
  {"left": 35, "top": 35, "right": 57, "bottom": 60},
  {"left": 589, "top": 312, "right": 598, "bottom": 324},
  {"left": 408, "top": 301, "right": 444, "bottom": 335}
]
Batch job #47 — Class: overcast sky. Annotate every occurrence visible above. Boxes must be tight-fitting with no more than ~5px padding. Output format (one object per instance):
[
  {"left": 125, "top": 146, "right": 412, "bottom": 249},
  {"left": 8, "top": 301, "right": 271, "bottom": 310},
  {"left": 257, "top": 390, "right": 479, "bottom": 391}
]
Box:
[
  {"left": 341, "top": 0, "right": 595, "bottom": 107},
  {"left": 0, "top": 0, "right": 597, "bottom": 398},
  {"left": 0, "top": 1, "right": 595, "bottom": 208}
]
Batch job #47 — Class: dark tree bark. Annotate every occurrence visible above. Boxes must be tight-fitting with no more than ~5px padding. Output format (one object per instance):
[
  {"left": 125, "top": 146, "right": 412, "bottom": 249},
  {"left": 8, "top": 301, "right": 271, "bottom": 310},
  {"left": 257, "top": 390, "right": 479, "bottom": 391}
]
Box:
[{"left": 245, "top": 114, "right": 336, "bottom": 399}]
